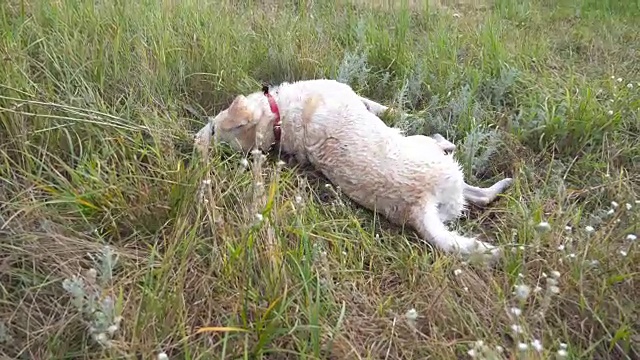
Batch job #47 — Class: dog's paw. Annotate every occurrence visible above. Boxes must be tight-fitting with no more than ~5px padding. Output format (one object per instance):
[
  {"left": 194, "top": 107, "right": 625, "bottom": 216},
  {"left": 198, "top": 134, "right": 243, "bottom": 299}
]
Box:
[
  {"left": 432, "top": 133, "right": 456, "bottom": 153},
  {"left": 492, "top": 177, "right": 514, "bottom": 195},
  {"left": 473, "top": 240, "right": 502, "bottom": 264},
  {"left": 454, "top": 237, "right": 501, "bottom": 264}
]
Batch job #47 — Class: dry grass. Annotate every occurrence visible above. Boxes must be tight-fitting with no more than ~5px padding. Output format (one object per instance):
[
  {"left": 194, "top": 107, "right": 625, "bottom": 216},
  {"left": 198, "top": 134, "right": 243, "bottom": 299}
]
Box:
[{"left": 1, "top": 0, "right": 639, "bottom": 359}]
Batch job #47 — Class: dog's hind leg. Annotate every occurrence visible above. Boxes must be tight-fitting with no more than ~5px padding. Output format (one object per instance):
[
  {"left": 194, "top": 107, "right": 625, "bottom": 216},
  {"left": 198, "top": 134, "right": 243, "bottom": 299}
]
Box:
[
  {"left": 463, "top": 178, "right": 513, "bottom": 207},
  {"left": 413, "top": 202, "right": 501, "bottom": 261}
]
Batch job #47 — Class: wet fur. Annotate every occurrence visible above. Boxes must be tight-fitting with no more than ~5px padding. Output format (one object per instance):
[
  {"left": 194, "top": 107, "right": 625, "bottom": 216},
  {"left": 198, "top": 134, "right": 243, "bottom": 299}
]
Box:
[{"left": 195, "top": 79, "right": 513, "bottom": 262}]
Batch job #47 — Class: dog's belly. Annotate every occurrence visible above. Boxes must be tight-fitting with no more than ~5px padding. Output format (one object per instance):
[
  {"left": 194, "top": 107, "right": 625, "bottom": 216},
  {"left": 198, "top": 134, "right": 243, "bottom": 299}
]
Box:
[{"left": 306, "top": 133, "right": 461, "bottom": 226}]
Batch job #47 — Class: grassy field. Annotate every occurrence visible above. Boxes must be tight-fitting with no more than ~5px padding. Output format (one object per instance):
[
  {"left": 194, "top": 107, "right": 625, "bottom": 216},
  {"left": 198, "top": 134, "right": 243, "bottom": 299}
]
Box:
[{"left": 1, "top": 0, "right": 639, "bottom": 358}]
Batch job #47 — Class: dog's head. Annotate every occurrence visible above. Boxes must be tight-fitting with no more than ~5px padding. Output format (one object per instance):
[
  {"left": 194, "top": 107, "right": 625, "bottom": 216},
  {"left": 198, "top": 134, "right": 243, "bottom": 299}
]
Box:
[{"left": 210, "top": 94, "right": 274, "bottom": 154}]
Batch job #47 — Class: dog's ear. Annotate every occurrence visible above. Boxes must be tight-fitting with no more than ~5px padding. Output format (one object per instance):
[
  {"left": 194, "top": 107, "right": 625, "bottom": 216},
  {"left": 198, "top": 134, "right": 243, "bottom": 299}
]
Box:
[
  {"left": 219, "top": 95, "right": 254, "bottom": 131},
  {"left": 229, "top": 95, "right": 247, "bottom": 113}
]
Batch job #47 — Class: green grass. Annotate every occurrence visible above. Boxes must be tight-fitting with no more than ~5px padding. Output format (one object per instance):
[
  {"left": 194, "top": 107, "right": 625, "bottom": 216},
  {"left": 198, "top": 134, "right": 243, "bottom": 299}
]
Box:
[{"left": 1, "top": 0, "right": 639, "bottom": 359}]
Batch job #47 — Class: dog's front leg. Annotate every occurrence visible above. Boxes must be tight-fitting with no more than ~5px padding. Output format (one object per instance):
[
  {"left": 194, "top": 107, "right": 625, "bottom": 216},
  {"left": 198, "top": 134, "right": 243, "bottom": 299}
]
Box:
[
  {"left": 360, "top": 96, "right": 457, "bottom": 153},
  {"left": 359, "top": 96, "right": 391, "bottom": 116},
  {"left": 194, "top": 121, "right": 214, "bottom": 157},
  {"left": 431, "top": 134, "right": 456, "bottom": 153},
  {"left": 414, "top": 202, "right": 501, "bottom": 263}
]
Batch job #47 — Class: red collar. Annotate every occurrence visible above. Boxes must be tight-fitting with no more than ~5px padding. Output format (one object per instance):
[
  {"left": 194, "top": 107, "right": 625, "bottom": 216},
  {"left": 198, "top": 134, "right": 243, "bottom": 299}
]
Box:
[{"left": 262, "top": 86, "right": 281, "bottom": 143}]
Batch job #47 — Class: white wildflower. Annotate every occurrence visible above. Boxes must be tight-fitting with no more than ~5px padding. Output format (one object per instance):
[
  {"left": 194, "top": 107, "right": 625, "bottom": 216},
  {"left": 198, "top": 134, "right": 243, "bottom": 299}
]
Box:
[
  {"left": 254, "top": 213, "right": 264, "bottom": 222},
  {"left": 535, "top": 221, "right": 551, "bottom": 232},
  {"left": 202, "top": 179, "right": 211, "bottom": 185},
  {"left": 607, "top": 209, "right": 615, "bottom": 215},
  {"left": 625, "top": 203, "right": 632, "bottom": 210},
  {"left": 515, "top": 284, "right": 531, "bottom": 300},
  {"left": 86, "top": 268, "right": 97, "bottom": 282},
  {"left": 585, "top": 225, "right": 595, "bottom": 233},
  {"left": 617, "top": 77, "right": 623, "bottom": 82},
  {"left": 467, "top": 349, "right": 477, "bottom": 358},
  {"left": 95, "top": 332, "right": 108, "bottom": 344},
  {"left": 405, "top": 308, "right": 418, "bottom": 321},
  {"left": 620, "top": 250, "right": 628, "bottom": 257},
  {"left": 611, "top": 201, "right": 619, "bottom": 208},
  {"left": 564, "top": 225, "right": 572, "bottom": 232},
  {"left": 453, "top": 269, "right": 463, "bottom": 276},
  {"left": 517, "top": 342, "right": 529, "bottom": 351},
  {"left": 551, "top": 270, "right": 561, "bottom": 279},
  {"left": 627, "top": 83, "right": 633, "bottom": 89},
  {"left": 107, "top": 325, "right": 118, "bottom": 336},
  {"left": 557, "top": 349, "right": 568, "bottom": 357},
  {"left": 560, "top": 343, "right": 568, "bottom": 349},
  {"left": 509, "top": 307, "right": 522, "bottom": 316},
  {"left": 568, "top": 253, "right": 577, "bottom": 258},
  {"left": 608, "top": 110, "right": 614, "bottom": 115},
  {"left": 240, "top": 158, "right": 249, "bottom": 167},
  {"left": 158, "top": 352, "right": 169, "bottom": 360},
  {"left": 531, "top": 339, "right": 543, "bottom": 352},
  {"left": 626, "top": 234, "right": 637, "bottom": 241},
  {"left": 558, "top": 244, "right": 565, "bottom": 251},
  {"left": 495, "top": 345, "right": 504, "bottom": 353},
  {"left": 276, "top": 160, "right": 286, "bottom": 167},
  {"left": 511, "top": 324, "right": 524, "bottom": 334}
]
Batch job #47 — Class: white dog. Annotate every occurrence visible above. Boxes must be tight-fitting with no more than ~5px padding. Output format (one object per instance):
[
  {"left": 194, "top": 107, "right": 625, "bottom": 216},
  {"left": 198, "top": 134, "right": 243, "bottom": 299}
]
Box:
[{"left": 194, "top": 79, "right": 513, "bottom": 261}]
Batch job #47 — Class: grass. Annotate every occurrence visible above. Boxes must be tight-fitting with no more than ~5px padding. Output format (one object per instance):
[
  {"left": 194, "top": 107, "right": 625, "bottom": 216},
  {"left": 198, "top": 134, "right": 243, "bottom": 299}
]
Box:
[{"left": 1, "top": 0, "right": 639, "bottom": 358}]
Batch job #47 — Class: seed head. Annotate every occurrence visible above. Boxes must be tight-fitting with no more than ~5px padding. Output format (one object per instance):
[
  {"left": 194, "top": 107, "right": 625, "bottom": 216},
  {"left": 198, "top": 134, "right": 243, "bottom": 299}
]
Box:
[
  {"left": 514, "top": 284, "right": 531, "bottom": 300},
  {"left": 557, "top": 349, "right": 568, "bottom": 357},
  {"left": 509, "top": 307, "right": 522, "bottom": 316},
  {"left": 535, "top": 221, "right": 551, "bottom": 232},
  {"left": 405, "top": 308, "right": 418, "bottom": 321},
  {"left": 531, "top": 339, "right": 543, "bottom": 352},
  {"left": 511, "top": 324, "right": 524, "bottom": 334}
]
